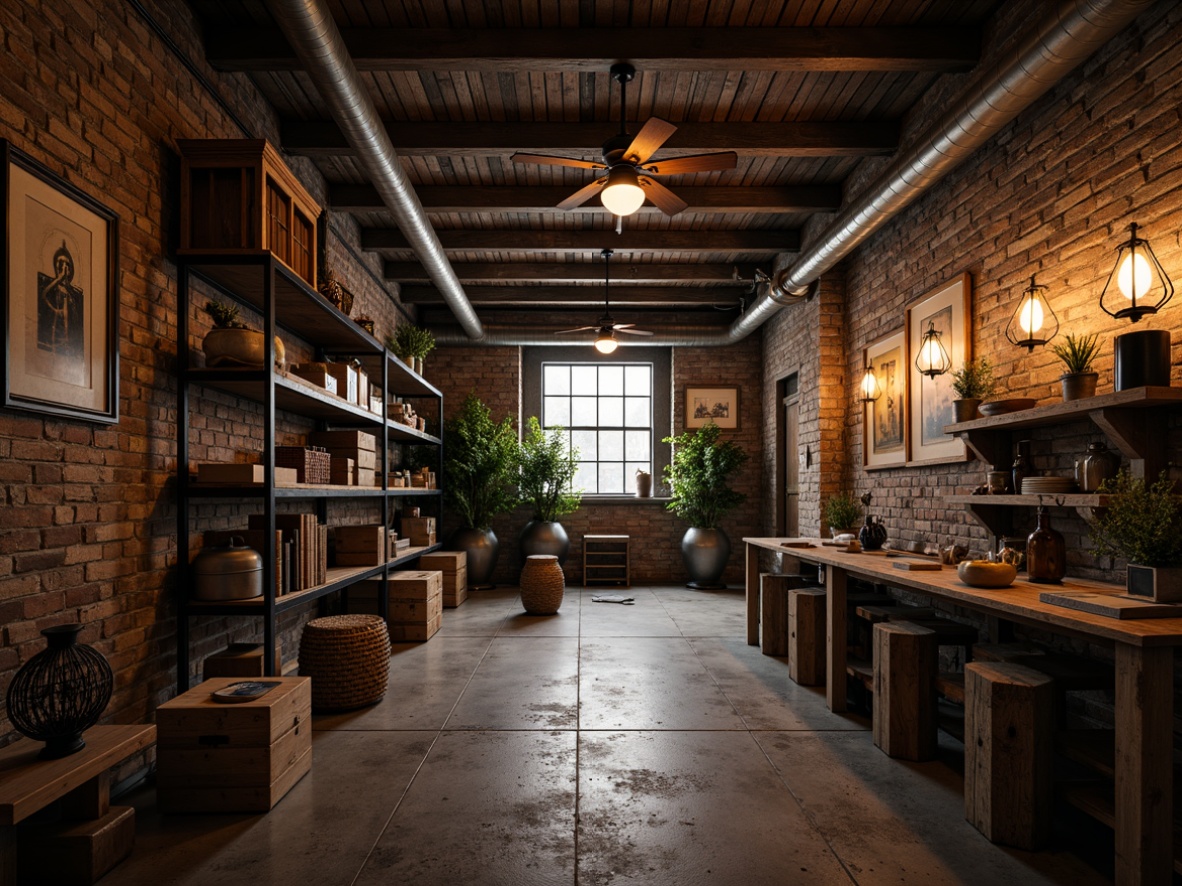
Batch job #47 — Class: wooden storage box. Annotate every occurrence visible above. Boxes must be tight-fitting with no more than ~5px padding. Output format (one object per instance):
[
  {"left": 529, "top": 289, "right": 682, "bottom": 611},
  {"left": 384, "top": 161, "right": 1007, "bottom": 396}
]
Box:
[
  {"left": 178, "top": 139, "right": 320, "bottom": 287},
  {"left": 275, "top": 446, "right": 331, "bottom": 484},
  {"left": 357, "top": 468, "right": 377, "bottom": 488},
  {"left": 330, "top": 456, "right": 355, "bottom": 486},
  {"left": 156, "top": 676, "right": 312, "bottom": 813},
  {"left": 420, "top": 552, "right": 467, "bottom": 607},
  {"left": 390, "top": 612, "right": 442, "bottom": 642},
  {"left": 194, "top": 463, "right": 298, "bottom": 486},
  {"left": 402, "top": 517, "right": 436, "bottom": 546},
  {"left": 325, "top": 363, "right": 358, "bottom": 404},
  {"left": 333, "top": 525, "right": 387, "bottom": 566},
  {"left": 203, "top": 642, "right": 282, "bottom": 679},
  {"left": 308, "top": 430, "right": 376, "bottom": 452},
  {"left": 288, "top": 364, "right": 339, "bottom": 396},
  {"left": 349, "top": 572, "right": 443, "bottom": 641}
]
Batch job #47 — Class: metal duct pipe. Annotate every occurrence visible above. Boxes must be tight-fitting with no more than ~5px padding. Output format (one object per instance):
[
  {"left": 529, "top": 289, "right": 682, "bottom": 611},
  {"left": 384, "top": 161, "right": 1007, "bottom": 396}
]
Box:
[
  {"left": 731, "top": 0, "right": 1156, "bottom": 343},
  {"left": 265, "top": 0, "right": 483, "bottom": 340}
]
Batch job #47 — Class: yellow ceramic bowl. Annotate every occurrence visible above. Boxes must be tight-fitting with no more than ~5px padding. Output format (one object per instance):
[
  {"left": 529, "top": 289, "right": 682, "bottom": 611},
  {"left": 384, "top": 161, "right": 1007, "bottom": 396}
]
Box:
[{"left": 956, "top": 560, "right": 1017, "bottom": 589}]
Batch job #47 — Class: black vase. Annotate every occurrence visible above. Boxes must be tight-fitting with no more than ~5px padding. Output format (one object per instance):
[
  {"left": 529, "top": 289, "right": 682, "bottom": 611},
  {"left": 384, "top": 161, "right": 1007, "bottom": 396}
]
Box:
[
  {"left": 859, "top": 516, "right": 888, "bottom": 551},
  {"left": 6, "top": 625, "right": 113, "bottom": 758},
  {"left": 1114, "top": 329, "right": 1171, "bottom": 390}
]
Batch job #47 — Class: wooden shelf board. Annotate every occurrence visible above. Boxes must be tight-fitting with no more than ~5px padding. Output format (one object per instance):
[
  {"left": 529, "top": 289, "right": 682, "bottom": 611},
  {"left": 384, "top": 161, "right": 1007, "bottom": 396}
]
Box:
[
  {"left": 945, "top": 494, "right": 1108, "bottom": 507},
  {"left": 946, "top": 386, "right": 1182, "bottom": 434}
]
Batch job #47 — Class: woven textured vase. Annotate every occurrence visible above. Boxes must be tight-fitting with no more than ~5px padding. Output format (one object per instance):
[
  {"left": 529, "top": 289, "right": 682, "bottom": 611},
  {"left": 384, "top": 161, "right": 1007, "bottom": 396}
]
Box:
[
  {"left": 520, "top": 554, "right": 565, "bottom": 615},
  {"left": 298, "top": 614, "right": 391, "bottom": 712},
  {"left": 6, "top": 624, "right": 113, "bottom": 759}
]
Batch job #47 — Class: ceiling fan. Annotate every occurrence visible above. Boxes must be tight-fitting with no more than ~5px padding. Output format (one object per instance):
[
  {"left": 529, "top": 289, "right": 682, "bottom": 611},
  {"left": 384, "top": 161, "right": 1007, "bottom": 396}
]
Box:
[
  {"left": 558, "top": 249, "right": 654, "bottom": 353},
  {"left": 511, "top": 63, "right": 737, "bottom": 217}
]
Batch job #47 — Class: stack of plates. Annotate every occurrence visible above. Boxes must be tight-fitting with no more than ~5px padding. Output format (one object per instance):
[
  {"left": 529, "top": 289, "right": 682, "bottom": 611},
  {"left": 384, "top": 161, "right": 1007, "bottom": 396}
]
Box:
[{"left": 1021, "top": 476, "right": 1077, "bottom": 494}]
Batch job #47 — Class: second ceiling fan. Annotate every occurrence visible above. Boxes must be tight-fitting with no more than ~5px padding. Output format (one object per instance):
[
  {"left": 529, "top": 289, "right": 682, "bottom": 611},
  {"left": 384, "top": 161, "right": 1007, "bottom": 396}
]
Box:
[
  {"left": 511, "top": 63, "right": 737, "bottom": 217},
  {"left": 559, "top": 249, "right": 654, "bottom": 354}
]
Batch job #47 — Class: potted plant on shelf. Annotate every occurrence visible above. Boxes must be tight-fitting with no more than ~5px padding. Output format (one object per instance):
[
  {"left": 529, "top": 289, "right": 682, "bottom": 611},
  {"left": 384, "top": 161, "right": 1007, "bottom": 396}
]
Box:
[
  {"left": 1051, "top": 332, "right": 1100, "bottom": 401},
  {"left": 389, "top": 324, "right": 436, "bottom": 375},
  {"left": 950, "top": 357, "right": 995, "bottom": 422},
  {"left": 1089, "top": 469, "right": 1182, "bottom": 601},
  {"left": 201, "top": 300, "right": 285, "bottom": 369},
  {"left": 515, "top": 417, "right": 582, "bottom": 565},
  {"left": 823, "top": 492, "right": 863, "bottom": 540},
  {"left": 663, "top": 422, "right": 748, "bottom": 589},
  {"left": 443, "top": 393, "right": 518, "bottom": 589}
]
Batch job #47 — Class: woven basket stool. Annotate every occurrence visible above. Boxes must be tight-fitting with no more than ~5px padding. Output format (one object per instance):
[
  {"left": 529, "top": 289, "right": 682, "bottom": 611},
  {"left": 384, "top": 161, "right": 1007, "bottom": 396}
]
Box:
[
  {"left": 520, "top": 554, "right": 565, "bottom": 615},
  {"left": 298, "top": 614, "right": 390, "bottom": 712}
]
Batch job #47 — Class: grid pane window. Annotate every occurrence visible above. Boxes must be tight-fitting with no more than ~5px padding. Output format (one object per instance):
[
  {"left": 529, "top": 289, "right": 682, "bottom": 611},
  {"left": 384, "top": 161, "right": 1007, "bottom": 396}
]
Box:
[{"left": 542, "top": 362, "right": 654, "bottom": 494}]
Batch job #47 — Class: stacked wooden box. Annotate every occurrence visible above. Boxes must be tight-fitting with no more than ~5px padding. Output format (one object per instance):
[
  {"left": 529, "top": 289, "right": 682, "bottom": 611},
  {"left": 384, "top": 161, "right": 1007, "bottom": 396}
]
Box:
[
  {"left": 203, "top": 641, "right": 282, "bottom": 679},
  {"left": 334, "top": 525, "right": 396, "bottom": 567},
  {"left": 309, "top": 430, "right": 377, "bottom": 488},
  {"left": 419, "top": 551, "right": 467, "bottom": 607},
  {"left": 155, "top": 676, "right": 312, "bottom": 813},
  {"left": 350, "top": 571, "right": 442, "bottom": 641},
  {"left": 401, "top": 516, "right": 436, "bottom": 546}
]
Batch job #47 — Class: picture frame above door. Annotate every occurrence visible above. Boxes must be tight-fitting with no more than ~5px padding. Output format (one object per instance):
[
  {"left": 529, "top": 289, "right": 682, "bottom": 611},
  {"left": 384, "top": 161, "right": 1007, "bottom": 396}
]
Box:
[{"left": 905, "top": 273, "right": 970, "bottom": 466}]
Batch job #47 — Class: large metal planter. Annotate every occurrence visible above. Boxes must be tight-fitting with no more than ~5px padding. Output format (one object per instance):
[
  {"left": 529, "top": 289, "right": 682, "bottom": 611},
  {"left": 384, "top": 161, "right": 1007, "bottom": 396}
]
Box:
[
  {"left": 681, "top": 527, "right": 731, "bottom": 590},
  {"left": 519, "top": 520, "right": 570, "bottom": 566},
  {"left": 448, "top": 527, "right": 500, "bottom": 589}
]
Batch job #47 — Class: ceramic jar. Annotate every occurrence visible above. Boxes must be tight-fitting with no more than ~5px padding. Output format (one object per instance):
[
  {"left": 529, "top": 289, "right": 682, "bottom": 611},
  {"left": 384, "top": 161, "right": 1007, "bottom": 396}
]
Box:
[{"left": 1075, "top": 441, "right": 1118, "bottom": 492}]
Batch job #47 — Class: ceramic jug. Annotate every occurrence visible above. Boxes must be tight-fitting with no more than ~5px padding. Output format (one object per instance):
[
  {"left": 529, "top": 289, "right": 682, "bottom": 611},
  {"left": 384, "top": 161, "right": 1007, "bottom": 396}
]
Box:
[{"left": 1076, "top": 441, "right": 1118, "bottom": 492}]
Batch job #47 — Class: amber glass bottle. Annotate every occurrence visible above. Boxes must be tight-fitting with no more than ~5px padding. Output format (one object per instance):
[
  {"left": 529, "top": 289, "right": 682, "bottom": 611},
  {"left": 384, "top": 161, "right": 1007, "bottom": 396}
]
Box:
[{"left": 1025, "top": 505, "right": 1066, "bottom": 583}]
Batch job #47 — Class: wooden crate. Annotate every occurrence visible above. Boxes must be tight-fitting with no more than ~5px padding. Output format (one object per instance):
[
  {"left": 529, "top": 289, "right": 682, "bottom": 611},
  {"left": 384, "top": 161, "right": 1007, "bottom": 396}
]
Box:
[
  {"left": 308, "top": 430, "right": 376, "bottom": 452},
  {"left": 203, "top": 642, "right": 282, "bottom": 679},
  {"left": 156, "top": 677, "right": 312, "bottom": 813},
  {"left": 288, "top": 364, "right": 338, "bottom": 395},
  {"left": 274, "top": 446, "right": 331, "bottom": 484},
  {"left": 389, "top": 570, "right": 442, "bottom": 599},
  {"left": 330, "top": 457, "right": 355, "bottom": 486},
  {"left": 390, "top": 612, "right": 442, "bottom": 642},
  {"left": 178, "top": 139, "right": 320, "bottom": 287},
  {"left": 325, "top": 363, "right": 358, "bottom": 403},
  {"left": 419, "top": 551, "right": 466, "bottom": 573},
  {"left": 401, "top": 517, "right": 436, "bottom": 546}
]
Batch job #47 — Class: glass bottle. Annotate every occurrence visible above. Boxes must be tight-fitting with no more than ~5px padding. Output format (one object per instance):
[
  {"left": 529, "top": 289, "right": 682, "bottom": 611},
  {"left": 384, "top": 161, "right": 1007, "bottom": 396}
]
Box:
[
  {"left": 1025, "top": 506, "right": 1066, "bottom": 584},
  {"left": 1011, "top": 440, "right": 1033, "bottom": 495}
]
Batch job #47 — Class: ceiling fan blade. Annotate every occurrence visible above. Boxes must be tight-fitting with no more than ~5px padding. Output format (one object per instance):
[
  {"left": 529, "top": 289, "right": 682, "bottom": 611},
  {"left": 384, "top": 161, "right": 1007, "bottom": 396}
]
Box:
[
  {"left": 511, "top": 152, "right": 605, "bottom": 170},
  {"left": 623, "top": 117, "right": 678, "bottom": 165},
  {"left": 642, "top": 151, "right": 738, "bottom": 175},
  {"left": 556, "top": 179, "right": 606, "bottom": 211},
  {"left": 617, "top": 327, "right": 654, "bottom": 336},
  {"left": 639, "top": 177, "right": 688, "bottom": 216},
  {"left": 555, "top": 325, "right": 597, "bottom": 334}
]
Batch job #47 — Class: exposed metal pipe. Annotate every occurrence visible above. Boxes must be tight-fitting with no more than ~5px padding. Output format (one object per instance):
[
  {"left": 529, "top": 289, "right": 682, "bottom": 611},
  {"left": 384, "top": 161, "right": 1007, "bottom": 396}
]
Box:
[{"left": 265, "top": 0, "right": 483, "bottom": 340}]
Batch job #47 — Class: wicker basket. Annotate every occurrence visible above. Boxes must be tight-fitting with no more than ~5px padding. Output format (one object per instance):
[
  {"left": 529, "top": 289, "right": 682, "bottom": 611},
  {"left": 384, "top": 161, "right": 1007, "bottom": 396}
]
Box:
[
  {"left": 520, "top": 554, "right": 565, "bottom": 615},
  {"left": 276, "top": 446, "right": 331, "bottom": 484},
  {"left": 298, "top": 614, "right": 390, "bottom": 711}
]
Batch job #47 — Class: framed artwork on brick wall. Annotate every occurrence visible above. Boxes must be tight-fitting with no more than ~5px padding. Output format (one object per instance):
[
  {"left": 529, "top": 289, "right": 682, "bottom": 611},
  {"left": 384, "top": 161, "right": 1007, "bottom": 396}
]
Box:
[
  {"left": 863, "top": 328, "right": 906, "bottom": 469},
  {"left": 1, "top": 141, "right": 119, "bottom": 424},
  {"left": 686, "top": 386, "right": 739, "bottom": 429},
  {"left": 905, "top": 273, "right": 970, "bottom": 465}
]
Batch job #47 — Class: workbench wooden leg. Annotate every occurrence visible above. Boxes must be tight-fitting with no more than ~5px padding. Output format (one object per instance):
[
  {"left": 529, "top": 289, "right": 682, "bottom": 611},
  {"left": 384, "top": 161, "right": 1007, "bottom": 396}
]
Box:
[
  {"left": 1114, "top": 644, "right": 1172, "bottom": 885},
  {"left": 0, "top": 826, "right": 14, "bottom": 886},
  {"left": 745, "top": 542, "right": 760, "bottom": 646},
  {"left": 825, "top": 565, "right": 847, "bottom": 712}
]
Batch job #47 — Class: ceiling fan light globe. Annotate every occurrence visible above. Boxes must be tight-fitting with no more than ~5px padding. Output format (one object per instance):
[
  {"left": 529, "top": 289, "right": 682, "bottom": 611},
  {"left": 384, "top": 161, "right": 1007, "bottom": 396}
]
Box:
[
  {"left": 594, "top": 330, "right": 619, "bottom": 354},
  {"left": 601, "top": 166, "right": 645, "bottom": 216}
]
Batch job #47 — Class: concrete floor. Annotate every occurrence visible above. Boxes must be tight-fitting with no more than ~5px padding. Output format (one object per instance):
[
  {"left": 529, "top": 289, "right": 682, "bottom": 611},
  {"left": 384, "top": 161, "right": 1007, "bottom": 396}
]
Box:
[{"left": 109, "top": 585, "right": 1112, "bottom": 885}]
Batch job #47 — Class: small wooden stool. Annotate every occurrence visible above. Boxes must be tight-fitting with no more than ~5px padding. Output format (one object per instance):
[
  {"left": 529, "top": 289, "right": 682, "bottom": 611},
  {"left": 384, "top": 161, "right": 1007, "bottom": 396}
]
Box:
[
  {"left": 964, "top": 661, "right": 1054, "bottom": 850},
  {"left": 789, "top": 588, "right": 827, "bottom": 685},
  {"left": 760, "top": 574, "right": 809, "bottom": 656},
  {"left": 298, "top": 614, "right": 390, "bottom": 712},
  {"left": 872, "top": 621, "right": 937, "bottom": 761}
]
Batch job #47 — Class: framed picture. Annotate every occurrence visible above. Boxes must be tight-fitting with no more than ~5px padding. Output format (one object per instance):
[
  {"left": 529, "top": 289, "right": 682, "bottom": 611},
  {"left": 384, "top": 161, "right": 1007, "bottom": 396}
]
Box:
[
  {"left": 686, "top": 386, "right": 739, "bottom": 429},
  {"left": 906, "top": 272, "right": 970, "bottom": 465},
  {"left": 1, "top": 141, "right": 119, "bottom": 424},
  {"left": 863, "top": 329, "right": 906, "bottom": 469}
]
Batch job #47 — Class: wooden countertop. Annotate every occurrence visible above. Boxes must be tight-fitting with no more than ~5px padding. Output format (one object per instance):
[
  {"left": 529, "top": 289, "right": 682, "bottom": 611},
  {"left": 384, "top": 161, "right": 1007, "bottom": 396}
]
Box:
[{"left": 746, "top": 538, "right": 1182, "bottom": 648}]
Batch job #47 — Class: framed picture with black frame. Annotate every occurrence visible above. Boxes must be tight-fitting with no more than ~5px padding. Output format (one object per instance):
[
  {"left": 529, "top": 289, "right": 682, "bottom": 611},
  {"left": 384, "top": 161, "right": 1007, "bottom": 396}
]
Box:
[{"left": 1, "top": 141, "right": 119, "bottom": 424}]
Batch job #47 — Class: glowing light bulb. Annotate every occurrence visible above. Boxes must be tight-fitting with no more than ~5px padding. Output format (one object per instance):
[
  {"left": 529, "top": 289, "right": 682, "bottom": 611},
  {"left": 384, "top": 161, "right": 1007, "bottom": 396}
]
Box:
[
  {"left": 594, "top": 330, "right": 618, "bottom": 354},
  {"left": 1118, "top": 251, "right": 1153, "bottom": 301},
  {"left": 600, "top": 166, "right": 645, "bottom": 216},
  {"left": 860, "top": 366, "right": 880, "bottom": 402},
  {"left": 1017, "top": 294, "right": 1044, "bottom": 334}
]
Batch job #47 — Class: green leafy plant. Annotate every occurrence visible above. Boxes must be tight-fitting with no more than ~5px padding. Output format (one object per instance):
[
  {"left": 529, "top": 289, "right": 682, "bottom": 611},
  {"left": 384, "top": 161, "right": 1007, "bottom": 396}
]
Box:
[
  {"left": 388, "top": 324, "right": 436, "bottom": 360},
  {"left": 662, "top": 423, "right": 748, "bottom": 528},
  {"left": 950, "top": 357, "right": 996, "bottom": 400},
  {"left": 1089, "top": 470, "right": 1182, "bottom": 567},
  {"left": 516, "top": 416, "right": 581, "bottom": 522},
  {"left": 1052, "top": 332, "right": 1101, "bottom": 374},
  {"left": 824, "top": 492, "right": 862, "bottom": 532},
  {"left": 203, "top": 300, "right": 247, "bottom": 329},
  {"left": 442, "top": 393, "right": 518, "bottom": 530}
]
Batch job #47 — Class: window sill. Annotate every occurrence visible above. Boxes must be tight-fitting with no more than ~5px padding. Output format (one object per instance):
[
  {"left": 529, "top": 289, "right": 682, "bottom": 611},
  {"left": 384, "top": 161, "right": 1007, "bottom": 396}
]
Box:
[{"left": 580, "top": 495, "right": 672, "bottom": 506}]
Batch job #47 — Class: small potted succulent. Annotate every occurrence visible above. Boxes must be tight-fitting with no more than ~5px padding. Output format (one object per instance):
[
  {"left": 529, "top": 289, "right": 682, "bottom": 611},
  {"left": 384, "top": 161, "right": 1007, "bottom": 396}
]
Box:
[
  {"left": 1051, "top": 332, "right": 1100, "bottom": 401},
  {"left": 201, "top": 300, "right": 285, "bottom": 369},
  {"left": 1090, "top": 469, "right": 1182, "bottom": 601},
  {"left": 950, "top": 357, "right": 996, "bottom": 422},
  {"left": 823, "top": 492, "right": 862, "bottom": 539}
]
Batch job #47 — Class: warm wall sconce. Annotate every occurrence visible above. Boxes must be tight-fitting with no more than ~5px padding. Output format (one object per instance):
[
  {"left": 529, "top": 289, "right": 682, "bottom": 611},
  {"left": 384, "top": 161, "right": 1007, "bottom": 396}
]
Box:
[
  {"left": 860, "top": 361, "right": 881, "bottom": 402},
  {"left": 1005, "top": 275, "right": 1059, "bottom": 351},
  {"left": 1099, "top": 223, "right": 1174, "bottom": 322},
  {"left": 914, "top": 321, "right": 951, "bottom": 378}
]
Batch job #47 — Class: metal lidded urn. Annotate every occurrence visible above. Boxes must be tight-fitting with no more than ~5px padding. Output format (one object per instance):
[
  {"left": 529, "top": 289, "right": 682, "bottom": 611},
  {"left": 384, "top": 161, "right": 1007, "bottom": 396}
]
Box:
[{"left": 6, "top": 624, "right": 114, "bottom": 758}]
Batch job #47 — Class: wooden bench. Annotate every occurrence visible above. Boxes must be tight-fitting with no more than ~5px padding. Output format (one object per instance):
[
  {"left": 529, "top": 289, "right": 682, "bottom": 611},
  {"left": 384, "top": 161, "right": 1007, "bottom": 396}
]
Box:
[{"left": 0, "top": 725, "right": 156, "bottom": 885}]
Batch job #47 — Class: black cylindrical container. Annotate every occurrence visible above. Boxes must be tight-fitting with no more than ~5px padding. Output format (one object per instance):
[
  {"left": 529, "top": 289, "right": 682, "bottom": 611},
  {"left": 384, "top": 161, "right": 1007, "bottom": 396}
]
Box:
[{"left": 1114, "top": 329, "right": 1171, "bottom": 390}]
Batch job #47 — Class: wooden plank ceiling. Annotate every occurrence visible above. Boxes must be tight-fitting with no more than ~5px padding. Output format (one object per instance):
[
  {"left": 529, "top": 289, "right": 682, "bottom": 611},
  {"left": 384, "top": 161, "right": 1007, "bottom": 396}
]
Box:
[{"left": 191, "top": 0, "right": 1001, "bottom": 335}]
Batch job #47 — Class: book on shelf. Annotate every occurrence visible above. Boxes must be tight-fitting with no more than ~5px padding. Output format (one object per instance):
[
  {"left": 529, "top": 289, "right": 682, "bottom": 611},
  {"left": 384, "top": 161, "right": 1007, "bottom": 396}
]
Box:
[{"left": 249, "top": 513, "right": 324, "bottom": 592}]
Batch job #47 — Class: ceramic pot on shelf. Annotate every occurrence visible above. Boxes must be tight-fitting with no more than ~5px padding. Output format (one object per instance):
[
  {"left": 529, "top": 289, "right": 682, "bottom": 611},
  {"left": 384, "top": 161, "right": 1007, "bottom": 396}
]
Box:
[
  {"left": 953, "top": 398, "right": 981, "bottom": 423},
  {"left": 1075, "top": 441, "right": 1118, "bottom": 492},
  {"left": 1060, "top": 371, "right": 1098, "bottom": 401}
]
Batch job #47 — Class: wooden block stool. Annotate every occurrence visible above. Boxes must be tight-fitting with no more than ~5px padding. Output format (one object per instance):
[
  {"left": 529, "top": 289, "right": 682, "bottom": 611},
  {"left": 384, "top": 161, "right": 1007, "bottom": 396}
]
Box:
[
  {"left": 872, "top": 622, "right": 937, "bottom": 761},
  {"left": 789, "top": 587, "right": 827, "bottom": 685},
  {"left": 298, "top": 614, "right": 391, "bottom": 712},
  {"left": 760, "top": 574, "right": 810, "bottom": 656},
  {"left": 964, "top": 661, "right": 1054, "bottom": 850}
]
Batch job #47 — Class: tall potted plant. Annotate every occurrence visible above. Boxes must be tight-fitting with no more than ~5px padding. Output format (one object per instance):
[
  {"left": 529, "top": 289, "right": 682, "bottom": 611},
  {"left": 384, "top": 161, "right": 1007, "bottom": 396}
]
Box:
[
  {"left": 663, "top": 422, "right": 749, "bottom": 589},
  {"left": 1089, "top": 469, "right": 1182, "bottom": 601},
  {"left": 443, "top": 393, "right": 518, "bottom": 589},
  {"left": 515, "top": 417, "right": 581, "bottom": 565},
  {"left": 950, "top": 357, "right": 995, "bottom": 422}
]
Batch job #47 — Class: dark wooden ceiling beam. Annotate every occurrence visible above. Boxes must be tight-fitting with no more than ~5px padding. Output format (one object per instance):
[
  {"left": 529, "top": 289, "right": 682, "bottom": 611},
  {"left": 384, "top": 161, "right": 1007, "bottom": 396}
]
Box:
[
  {"left": 330, "top": 184, "right": 842, "bottom": 214},
  {"left": 363, "top": 228, "right": 797, "bottom": 254},
  {"left": 400, "top": 285, "right": 745, "bottom": 306},
  {"left": 206, "top": 27, "right": 979, "bottom": 73},
  {"left": 282, "top": 121, "right": 897, "bottom": 158},
  {"left": 385, "top": 261, "right": 760, "bottom": 284}
]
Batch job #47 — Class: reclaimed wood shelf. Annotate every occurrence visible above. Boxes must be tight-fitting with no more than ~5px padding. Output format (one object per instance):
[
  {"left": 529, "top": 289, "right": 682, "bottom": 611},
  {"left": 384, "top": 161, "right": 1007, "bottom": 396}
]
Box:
[
  {"left": 187, "top": 481, "right": 442, "bottom": 499},
  {"left": 944, "top": 493, "right": 1110, "bottom": 539},
  {"left": 583, "top": 535, "right": 630, "bottom": 588}
]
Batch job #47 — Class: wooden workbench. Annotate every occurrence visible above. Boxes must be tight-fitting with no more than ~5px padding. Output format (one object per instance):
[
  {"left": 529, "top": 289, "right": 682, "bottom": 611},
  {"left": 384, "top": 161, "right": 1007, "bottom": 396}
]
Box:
[{"left": 744, "top": 537, "right": 1179, "bottom": 886}]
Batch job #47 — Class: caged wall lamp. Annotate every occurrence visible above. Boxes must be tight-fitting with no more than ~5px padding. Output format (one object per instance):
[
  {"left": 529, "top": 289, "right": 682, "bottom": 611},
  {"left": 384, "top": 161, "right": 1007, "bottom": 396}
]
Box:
[
  {"left": 1099, "top": 223, "right": 1174, "bottom": 322},
  {"left": 1005, "top": 275, "right": 1059, "bottom": 351},
  {"left": 914, "top": 321, "right": 952, "bottom": 378}
]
